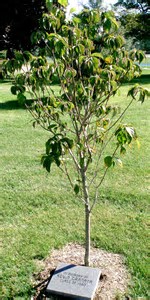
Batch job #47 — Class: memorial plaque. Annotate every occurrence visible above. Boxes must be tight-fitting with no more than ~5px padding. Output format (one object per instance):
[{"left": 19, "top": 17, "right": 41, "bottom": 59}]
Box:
[{"left": 46, "top": 263, "right": 101, "bottom": 300}]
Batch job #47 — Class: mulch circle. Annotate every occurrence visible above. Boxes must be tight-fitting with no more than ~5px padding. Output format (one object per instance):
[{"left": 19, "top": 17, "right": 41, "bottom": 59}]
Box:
[{"left": 31, "top": 243, "right": 130, "bottom": 300}]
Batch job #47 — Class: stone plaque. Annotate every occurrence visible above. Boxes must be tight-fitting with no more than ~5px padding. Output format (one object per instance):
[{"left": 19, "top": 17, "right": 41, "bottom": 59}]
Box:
[{"left": 46, "top": 263, "right": 101, "bottom": 300}]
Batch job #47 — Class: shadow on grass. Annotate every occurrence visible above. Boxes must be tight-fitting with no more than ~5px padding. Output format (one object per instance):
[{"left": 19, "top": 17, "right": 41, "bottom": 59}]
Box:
[
  {"left": 0, "top": 78, "right": 12, "bottom": 84},
  {"left": 0, "top": 74, "right": 149, "bottom": 111},
  {"left": 124, "top": 74, "right": 150, "bottom": 86},
  {"left": 0, "top": 99, "right": 33, "bottom": 110}
]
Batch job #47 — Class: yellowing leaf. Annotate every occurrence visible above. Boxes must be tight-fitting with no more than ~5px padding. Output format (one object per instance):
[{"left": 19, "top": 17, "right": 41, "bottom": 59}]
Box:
[
  {"left": 96, "top": 121, "right": 101, "bottom": 127},
  {"left": 91, "top": 147, "right": 96, "bottom": 153},
  {"left": 105, "top": 56, "right": 113, "bottom": 64},
  {"left": 136, "top": 139, "right": 141, "bottom": 149}
]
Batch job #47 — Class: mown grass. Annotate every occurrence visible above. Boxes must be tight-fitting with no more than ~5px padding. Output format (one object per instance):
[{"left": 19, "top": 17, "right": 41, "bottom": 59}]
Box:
[
  {"left": 142, "top": 55, "right": 150, "bottom": 65},
  {"left": 1, "top": 69, "right": 150, "bottom": 299}
]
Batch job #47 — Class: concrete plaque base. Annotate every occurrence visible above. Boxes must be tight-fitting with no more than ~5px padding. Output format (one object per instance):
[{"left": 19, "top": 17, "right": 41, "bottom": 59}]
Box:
[{"left": 46, "top": 263, "right": 101, "bottom": 300}]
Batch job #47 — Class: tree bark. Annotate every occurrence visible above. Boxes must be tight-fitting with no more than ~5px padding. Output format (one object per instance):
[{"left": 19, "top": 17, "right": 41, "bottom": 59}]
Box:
[
  {"left": 85, "top": 203, "right": 91, "bottom": 266},
  {"left": 81, "top": 165, "right": 91, "bottom": 266}
]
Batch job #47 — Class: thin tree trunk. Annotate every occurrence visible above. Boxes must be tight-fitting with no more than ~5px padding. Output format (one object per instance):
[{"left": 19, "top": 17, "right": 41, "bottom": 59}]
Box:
[
  {"left": 85, "top": 203, "right": 91, "bottom": 266},
  {"left": 81, "top": 165, "right": 91, "bottom": 266}
]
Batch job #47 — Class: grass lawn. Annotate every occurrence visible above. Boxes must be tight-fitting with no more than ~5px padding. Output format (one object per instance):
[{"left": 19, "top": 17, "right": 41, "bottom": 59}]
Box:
[
  {"left": 0, "top": 69, "right": 150, "bottom": 299},
  {"left": 142, "top": 55, "right": 150, "bottom": 65}
]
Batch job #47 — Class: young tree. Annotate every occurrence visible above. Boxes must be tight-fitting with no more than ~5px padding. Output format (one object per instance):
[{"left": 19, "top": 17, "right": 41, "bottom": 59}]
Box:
[{"left": 4, "top": 3, "right": 149, "bottom": 266}]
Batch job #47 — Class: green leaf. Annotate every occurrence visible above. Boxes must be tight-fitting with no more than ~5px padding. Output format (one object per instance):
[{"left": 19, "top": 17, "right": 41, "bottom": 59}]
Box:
[
  {"left": 14, "top": 51, "right": 24, "bottom": 63},
  {"left": 58, "top": 0, "right": 68, "bottom": 7},
  {"left": 17, "top": 92, "right": 26, "bottom": 103},
  {"left": 115, "top": 36, "right": 124, "bottom": 48},
  {"left": 103, "top": 118, "right": 110, "bottom": 128},
  {"left": 11, "top": 86, "right": 17, "bottom": 95},
  {"left": 46, "top": 0, "right": 53, "bottom": 11},
  {"left": 111, "top": 80, "right": 117, "bottom": 91},
  {"left": 23, "top": 51, "right": 33, "bottom": 62},
  {"left": 104, "top": 156, "right": 113, "bottom": 167},
  {"left": 70, "top": 7, "right": 76, "bottom": 14},
  {"left": 41, "top": 155, "right": 52, "bottom": 173},
  {"left": 48, "top": 124, "right": 58, "bottom": 132},
  {"left": 104, "top": 18, "right": 112, "bottom": 31},
  {"left": 136, "top": 50, "right": 145, "bottom": 64},
  {"left": 74, "top": 184, "right": 80, "bottom": 195},
  {"left": 45, "top": 139, "right": 52, "bottom": 155},
  {"left": 91, "top": 53, "right": 103, "bottom": 59},
  {"left": 111, "top": 17, "right": 119, "bottom": 30},
  {"left": 90, "top": 75, "right": 99, "bottom": 86},
  {"left": 73, "top": 17, "right": 81, "bottom": 25},
  {"left": 55, "top": 157, "right": 61, "bottom": 167},
  {"left": 61, "top": 137, "right": 74, "bottom": 149},
  {"left": 64, "top": 68, "right": 77, "bottom": 79},
  {"left": 78, "top": 44, "right": 85, "bottom": 55},
  {"left": 127, "top": 84, "right": 139, "bottom": 99},
  {"left": 115, "top": 128, "right": 128, "bottom": 145},
  {"left": 120, "top": 146, "right": 126, "bottom": 155}
]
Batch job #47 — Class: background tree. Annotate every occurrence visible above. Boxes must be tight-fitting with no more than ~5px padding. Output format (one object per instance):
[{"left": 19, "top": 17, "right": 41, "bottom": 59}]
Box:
[
  {"left": 114, "top": 0, "right": 150, "bottom": 51},
  {"left": 87, "top": 0, "right": 103, "bottom": 9},
  {"left": 115, "top": 0, "right": 150, "bottom": 13},
  {"left": 0, "top": 0, "right": 47, "bottom": 57},
  {"left": 4, "top": 3, "right": 148, "bottom": 266}
]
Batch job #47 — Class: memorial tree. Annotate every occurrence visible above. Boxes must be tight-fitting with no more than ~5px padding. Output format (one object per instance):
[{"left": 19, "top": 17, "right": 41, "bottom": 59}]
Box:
[{"left": 4, "top": 0, "right": 149, "bottom": 266}]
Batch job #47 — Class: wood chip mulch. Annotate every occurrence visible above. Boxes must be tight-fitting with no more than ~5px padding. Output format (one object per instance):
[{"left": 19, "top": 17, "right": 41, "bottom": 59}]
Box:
[{"left": 31, "top": 243, "right": 130, "bottom": 300}]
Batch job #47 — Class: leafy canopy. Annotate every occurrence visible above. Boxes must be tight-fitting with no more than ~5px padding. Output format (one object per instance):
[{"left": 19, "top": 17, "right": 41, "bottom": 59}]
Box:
[{"left": 4, "top": 5, "right": 149, "bottom": 199}]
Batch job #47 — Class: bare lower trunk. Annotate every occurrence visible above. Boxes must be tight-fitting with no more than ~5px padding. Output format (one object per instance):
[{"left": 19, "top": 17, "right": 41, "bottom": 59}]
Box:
[
  {"left": 81, "top": 166, "right": 91, "bottom": 266},
  {"left": 85, "top": 204, "right": 90, "bottom": 266}
]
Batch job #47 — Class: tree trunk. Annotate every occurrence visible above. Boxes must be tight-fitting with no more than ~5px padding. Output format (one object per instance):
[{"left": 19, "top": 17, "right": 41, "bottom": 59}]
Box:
[
  {"left": 81, "top": 165, "right": 91, "bottom": 266},
  {"left": 85, "top": 203, "right": 91, "bottom": 266}
]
